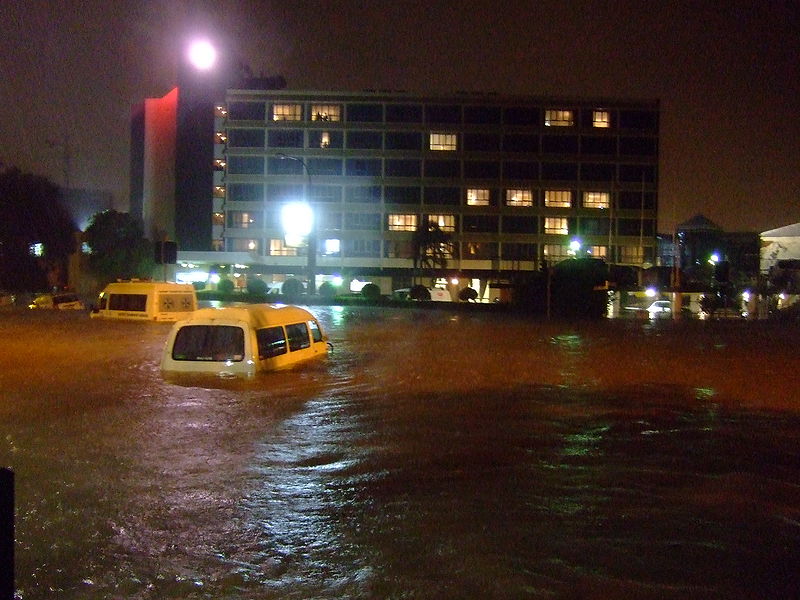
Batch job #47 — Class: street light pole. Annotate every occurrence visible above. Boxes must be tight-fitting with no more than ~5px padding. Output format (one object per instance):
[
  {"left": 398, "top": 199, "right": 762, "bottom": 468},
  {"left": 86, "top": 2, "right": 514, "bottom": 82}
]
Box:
[{"left": 276, "top": 153, "right": 316, "bottom": 294}]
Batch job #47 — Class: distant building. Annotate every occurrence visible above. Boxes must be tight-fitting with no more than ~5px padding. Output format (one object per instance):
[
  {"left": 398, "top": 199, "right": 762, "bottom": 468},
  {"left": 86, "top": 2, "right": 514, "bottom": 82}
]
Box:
[
  {"left": 760, "top": 222, "right": 800, "bottom": 273},
  {"left": 676, "top": 214, "right": 759, "bottom": 281}
]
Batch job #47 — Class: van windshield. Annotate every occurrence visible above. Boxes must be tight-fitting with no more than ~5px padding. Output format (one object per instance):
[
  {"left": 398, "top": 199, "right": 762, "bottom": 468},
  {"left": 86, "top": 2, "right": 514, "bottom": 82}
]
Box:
[{"left": 172, "top": 325, "right": 245, "bottom": 362}]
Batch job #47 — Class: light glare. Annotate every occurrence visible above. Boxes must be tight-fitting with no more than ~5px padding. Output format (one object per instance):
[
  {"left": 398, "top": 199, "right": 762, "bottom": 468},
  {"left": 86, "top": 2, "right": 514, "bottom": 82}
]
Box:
[{"left": 188, "top": 40, "right": 217, "bottom": 70}]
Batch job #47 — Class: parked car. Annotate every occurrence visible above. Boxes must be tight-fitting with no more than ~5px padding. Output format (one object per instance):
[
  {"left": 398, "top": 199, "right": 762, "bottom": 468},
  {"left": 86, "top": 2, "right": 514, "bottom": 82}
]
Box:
[
  {"left": 28, "top": 292, "right": 85, "bottom": 310},
  {"left": 647, "top": 300, "right": 672, "bottom": 319}
]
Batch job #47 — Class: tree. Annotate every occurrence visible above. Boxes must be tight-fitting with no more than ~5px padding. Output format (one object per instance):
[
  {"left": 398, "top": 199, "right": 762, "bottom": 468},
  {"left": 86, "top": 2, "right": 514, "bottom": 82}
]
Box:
[
  {"left": 83, "top": 210, "right": 154, "bottom": 285},
  {"left": 0, "top": 166, "right": 76, "bottom": 291},
  {"left": 411, "top": 219, "right": 453, "bottom": 283},
  {"left": 361, "top": 282, "right": 381, "bottom": 300}
]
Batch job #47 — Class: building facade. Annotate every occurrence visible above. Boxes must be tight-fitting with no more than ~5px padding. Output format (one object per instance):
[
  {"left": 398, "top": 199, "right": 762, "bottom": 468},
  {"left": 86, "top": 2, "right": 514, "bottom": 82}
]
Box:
[{"left": 148, "top": 89, "right": 660, "bottom": 297}]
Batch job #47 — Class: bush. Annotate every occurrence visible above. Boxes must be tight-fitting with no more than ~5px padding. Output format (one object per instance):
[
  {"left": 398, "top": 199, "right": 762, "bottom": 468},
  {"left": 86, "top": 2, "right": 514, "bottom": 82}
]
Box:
[
  {"left": 458, "top": 287, "right": 479, "bottom": 302},
  {"left": 192, "top": 281, "right": 206, "bottom": 291},
  {"left": 409, "top": 284, "right": 431, "bottom": 301},
  {"left": 281, "top": 278, "right": 304, "bottom": 297},
  {"left": 247, "top": 278, "right": 268, "bottom": 296},
  {"left": 318, "top": 281, "right": 336, "bottom": 298},
  {"left": 217, "top": 279, "right": 235, "bottom": 294},
  {"left": 361, "top": 282, "right": 381, "bottom": 300}
]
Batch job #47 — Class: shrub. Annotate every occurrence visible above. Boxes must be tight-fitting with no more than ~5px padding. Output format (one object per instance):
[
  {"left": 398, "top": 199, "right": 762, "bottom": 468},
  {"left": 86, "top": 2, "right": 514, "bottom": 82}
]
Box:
[
  {"left": 247, "top": 278, "right": 268, "bottom": 296},
  {"left": 192, "top": 281, "right": 206, "bottom": 291},
  {"left": 409, "top": 284, "right": 431, "bottom": 301},
  {"left": 458, "top": 287, "right": 479, "bottom": 302},
  {"left": 281, "top": 278, "right": 305, "bottom": 297},
  {"left": 217, "top": 279, "right": 235, "bottom": 294},
  {"left": 318, "top": 281, "right": 336, "bottom": 298},
  {"left": 361, "top": 282, "right": 381, "bottom": 300}
]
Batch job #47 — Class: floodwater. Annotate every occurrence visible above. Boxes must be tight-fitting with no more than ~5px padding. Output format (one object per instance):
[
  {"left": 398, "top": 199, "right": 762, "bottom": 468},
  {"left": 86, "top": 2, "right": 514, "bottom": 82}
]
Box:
[{"left": 1, "top": 306, "right": 799, "bottom": 599}]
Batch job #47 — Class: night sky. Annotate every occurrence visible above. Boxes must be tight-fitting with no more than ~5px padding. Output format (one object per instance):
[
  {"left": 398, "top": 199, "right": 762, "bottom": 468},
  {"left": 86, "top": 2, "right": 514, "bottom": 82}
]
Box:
[{"left": 1, "top": 0, "right": 798, "bottom": 234}]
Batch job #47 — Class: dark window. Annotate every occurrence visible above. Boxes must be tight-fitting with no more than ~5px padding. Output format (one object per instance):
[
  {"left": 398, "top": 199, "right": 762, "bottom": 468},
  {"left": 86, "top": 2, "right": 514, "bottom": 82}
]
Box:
[
  {"left": 307, "top": 158, "right": 342, "bottom": 176},
  {"left": 309, "top": 185, "right": 342, "bottom": 203},
  {"left": 309, "top": 130, "right": 343, "bottom": 148},
  {"left": 582, "top": 136, "right": 616, "bottom": 155},
  {"left": 319, "top": 212, "right": 342, "bottom": 230},
  {"left": 541, "top": 163, "right": 578, "bottom": 181},
  {"left": 501, "top": 243, "right": 538, "bottom": 260},
  {"left": 347, "top": 131, "right": 383, "bottom": 149},
  {"left": 385, "top": 131, "right": 422, "bottom": 150},
  {"left": 108, "top": 294, "right": 147, "bottom": 311},
  {"left": 345, "top": 186, "right": 381, "bottom": 203},
  {"left": 619, "top": 137, "right": 657, "bottom": 156},
  {"left": 228, "top": 102, "right": 265, "bottom": 121},
  {"left": 504, "top": 107, "right": 539, "bottom": 125},
  {"left": 618, "top": 191, "right": 656, "bottom": 209},
  {"left": 344, "top": 213, "right": 381, "bottom": 230},
  {"left": 309, "top": 320, "right": 323, "bottom": 343},
  {"left": 463, "top": 242, "right": 498, "bottom": 260},
  {"left": 579, "top": 218, "right": 610, "bottom": 235},
  {"left": 256, "top": 326, "right": 287, "bottom": 359},
  {"left": 424, "top": 187, "right": 459, "bottom": 205},
  {"left": 580, "top": 163, "right": 615, "bottom": 181},
  {"left": 618, "top": 164, "right": 656, "bottom": 183},
  {"left": 266, "top": 183, "right": 303, "bottom": 203},
  {"left": 503, "top": 161, "right": 539, "bottom": 180},
  {"left": 386, "top": 104, "right": 422, "bottom": 122},
  {"left": 502, "top": 216, "right": 538, "bottom": 233},
  {"left": 541, "top": 135, "right": 579, "bottom": 154},
  {"left": 345, "top": 159, "right": 382, "bottom": 176},
  {"left": 425, "top": 104, "right": 461, "bottom": 123},
  {"left": 463, "top": 215, "right": 499, "bottom": 233},
  {"left": 286, "top": 322, "right": 311, "bottom": 352},
  {"left": 464, "top": 105, "right": 501, "bottom": 124},
  {"left": 227, "top": 156, "right": 264, "bottom": 175},
  {"left": 384, "top": 186, "right": 421, "bottom": 204},
  {"left": 425, "top": 160, "right": 461, "bottom": 178},
  {"left": 618, "top": 218, "right": 655, "bottom": 236},
  {"left": 228, "top": 129, "right": 265, "bottom": 148},
  {"left": 172, "top": 325, "right": 244, "bottom": 362},
  {"left": 464, "top": 161, "right": 500, "bottom": 179},
  {"left": 267, "top": 156, "right": 304, "bottom": 175},
  {"left": 267, "top": 129, "right": 304, "bottom": 148},
  {"left": 464, "top": 133, "right": 501, "bottom": 151},
  {"left": 504, "top": 134, "right": 539, "bottom": 153},
  {"left": 343, "top": 239, "right": 381, "bottom": 257},
  {"left": 619, "top": 110, "right": 658, "bottom": 131},
  {"left": 347, "top": 104, "right": 383, "bottom": 122},
  {"left": 385, "top": 159, "right": 421, "bottom": 177},
  {"left": 228, "top": 183, "right": 263, "bottom": 202}
]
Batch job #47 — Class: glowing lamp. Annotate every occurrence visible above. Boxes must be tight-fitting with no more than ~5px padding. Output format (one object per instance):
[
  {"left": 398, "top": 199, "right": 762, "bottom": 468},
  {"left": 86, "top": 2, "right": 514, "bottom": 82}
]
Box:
[
  {"left": 188, "top": 40, "right": 217, "bottom": 70},
  {"left": 281, "top": 202, "right": 313, "bottom": 247}
]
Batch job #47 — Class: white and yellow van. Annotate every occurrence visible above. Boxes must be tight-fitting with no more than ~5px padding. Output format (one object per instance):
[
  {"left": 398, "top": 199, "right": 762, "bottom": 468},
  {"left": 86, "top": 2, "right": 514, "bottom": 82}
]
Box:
[
  {"left": 160, "top": 304, "right": 328, "bottom": 378},
  {"left": 90, "top": 281, "right": 197, "bottom": 322}
]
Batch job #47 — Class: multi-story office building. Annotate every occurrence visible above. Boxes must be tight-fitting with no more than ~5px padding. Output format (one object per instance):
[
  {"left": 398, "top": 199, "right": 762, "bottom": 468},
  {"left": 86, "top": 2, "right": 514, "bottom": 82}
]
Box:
[{"left": 138, "top": 87, "right": 659, "bottom": 297}]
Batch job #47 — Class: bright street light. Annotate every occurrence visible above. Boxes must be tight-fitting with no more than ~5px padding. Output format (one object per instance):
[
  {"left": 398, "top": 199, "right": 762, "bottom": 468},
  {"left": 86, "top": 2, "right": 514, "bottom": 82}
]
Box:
[
  {"left": 187, "top": 40, "right": 217, "bottom": 70},
  {"left": 281, "top": 202, "right": 314, "bottom": 248}
]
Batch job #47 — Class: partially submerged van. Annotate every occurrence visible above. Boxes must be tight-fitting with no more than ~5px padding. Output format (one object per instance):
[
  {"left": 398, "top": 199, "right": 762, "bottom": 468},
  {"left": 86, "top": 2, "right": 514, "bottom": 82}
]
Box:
[
  {"left": 91, "top": 281, "right": 197, "bottom": 322},
  {"left": 160, "top": 304, "right": 328, "bottom": 377}
]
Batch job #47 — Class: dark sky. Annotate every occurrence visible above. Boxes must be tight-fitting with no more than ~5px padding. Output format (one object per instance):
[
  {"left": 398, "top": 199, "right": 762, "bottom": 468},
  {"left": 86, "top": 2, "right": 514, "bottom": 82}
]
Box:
[{"left": 1, "top": 0, "right": 798, "bottom": 234}]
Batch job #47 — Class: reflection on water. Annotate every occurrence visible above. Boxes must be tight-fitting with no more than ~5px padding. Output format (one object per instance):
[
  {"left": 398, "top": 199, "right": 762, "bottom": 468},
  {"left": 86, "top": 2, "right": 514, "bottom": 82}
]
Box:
[{"left": 1, "top": 307, "right": 799, "bottom": 599}]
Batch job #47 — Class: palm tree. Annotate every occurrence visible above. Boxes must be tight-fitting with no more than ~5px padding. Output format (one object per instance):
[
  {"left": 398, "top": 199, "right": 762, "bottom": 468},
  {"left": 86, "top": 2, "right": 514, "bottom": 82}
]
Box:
[{"left": 411, "top": 218, "right": 453, "bottom": 284}]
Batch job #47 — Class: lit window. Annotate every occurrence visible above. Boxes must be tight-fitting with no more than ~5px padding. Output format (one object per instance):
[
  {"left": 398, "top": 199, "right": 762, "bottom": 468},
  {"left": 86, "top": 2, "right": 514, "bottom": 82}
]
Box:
[
  {"left": 213, "top": 159, "right": 226, "bottom": 170},
  {"left": 214, "top": 132, "right": 228, "bottom": 144},
  {"left": 388, "top": 214, "right": 418, "bottom": 231},
  {"left": 29, "top": 242, "right": 44, "bottom": 257},
  {"left": 311, "top": 104, "right": 341, "bottom": 121},
  {"left": 229, "top": 211, "right": 257, "bottom": 228},
  {"left": 320, "top": 132, "right": 331, "bottom": 148},
  {"left": 227, "top": 238, "right": 260, "bottom": 252},
  {"left": 322, "top": 239, "right": 341, "bottom": 255},
  {"left": 467, "top": 188, "right": 490, "bottom": 206},
  {"left": 213, "top": 186, "right": 225, "bottom": 198},
  {"left": 587, "top": 245, "right": 607, "bottom": 258},
  {"left": 272, "top": 104, "right": 302, "bottom": 121},
  {"left": 592, "top": 110, "right": 610, "bottom": 128},
  {"left": 429, "top": 133, "right": 457, "bottom": 151},
  {"left": 270, "top": 239, "right": 298, "bottom": 256},
  {"left": 423, "top": 243, "right": 454, "bottom": 259},
  {"left": 506, "top": 189, "right": 533, "bottom": 207},
  {"left": 544, "top": 190, "right": 571, "bottom": 208},
  {"left": 212, "top": 239, "right": 224, "bottom": 251},
  {"left": 583, "top": 191, "right": 610, "bottom": 209},
  {"left": 543, "top": 243, "right": 570, "bottom": 261},
  {"left": 428, "top": 214, "right": 456, "bottom": 232},
  {"left": 214, "top": 105, "right": 228, "bottom": 118},
  {"left": 544, "top": 109, "right": 574, "bottom": 126},
  {"left": 620, "top": 245, "right": 644, "bottom": 263},
  {"left": 544, "top": 217, "right": 569, "bottom": 235},
  {"left": 212, "top": 212, "right": 224, "bottom": 226}
]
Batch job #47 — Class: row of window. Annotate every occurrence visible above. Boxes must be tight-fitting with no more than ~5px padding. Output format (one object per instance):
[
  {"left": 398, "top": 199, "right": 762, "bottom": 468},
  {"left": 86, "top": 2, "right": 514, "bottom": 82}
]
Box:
[
  {"left": 219, "top": 237, "right": 648, "bottom": 263},
  {"left": 224, "top": 182, "right": 656, "bottom": 209},
  {"left": 223, "top": 155, "right": 657, "bottom": 182},
  {"left": 220, "top": 102, "right": 657, "bottom": 130},
  {"left": 220, "top": 210, "right": 655, "bottom": 237},
  {"left": 222, "top": 128, "right": 657, "bottom": 156}
]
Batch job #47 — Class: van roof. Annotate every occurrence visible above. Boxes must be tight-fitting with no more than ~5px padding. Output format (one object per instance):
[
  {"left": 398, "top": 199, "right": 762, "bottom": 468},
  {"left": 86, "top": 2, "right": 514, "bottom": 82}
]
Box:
[{"left": 182, "top": 304, "right": 317, "bottom": 329}]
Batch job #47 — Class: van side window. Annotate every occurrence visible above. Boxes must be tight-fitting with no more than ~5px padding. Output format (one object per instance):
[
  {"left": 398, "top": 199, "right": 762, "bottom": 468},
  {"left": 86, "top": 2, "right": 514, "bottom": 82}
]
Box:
[
  {"left": 172, "top": 325, "right": 244, "bottom": 361},
  {"left": 286, "top": 323, "right": 311, "bottom": 352},
  {"left": 109, "top": 294, "right": 147, "bottom": 311},
  {"left": 257, "top": 326, "right": 287, "bottom": 359},
  {"left": 309, "top": 320, "right": 323, "bottom": 343}
]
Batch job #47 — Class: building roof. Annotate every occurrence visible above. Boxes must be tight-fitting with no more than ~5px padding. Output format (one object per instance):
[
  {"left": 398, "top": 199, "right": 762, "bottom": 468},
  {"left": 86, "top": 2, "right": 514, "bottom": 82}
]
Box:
[
  {"left": 677, "top": 214, "right": 722, "bottom": 232},
  {"left": 762, "top": 222, "right": 800, "bottom": 238}
]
